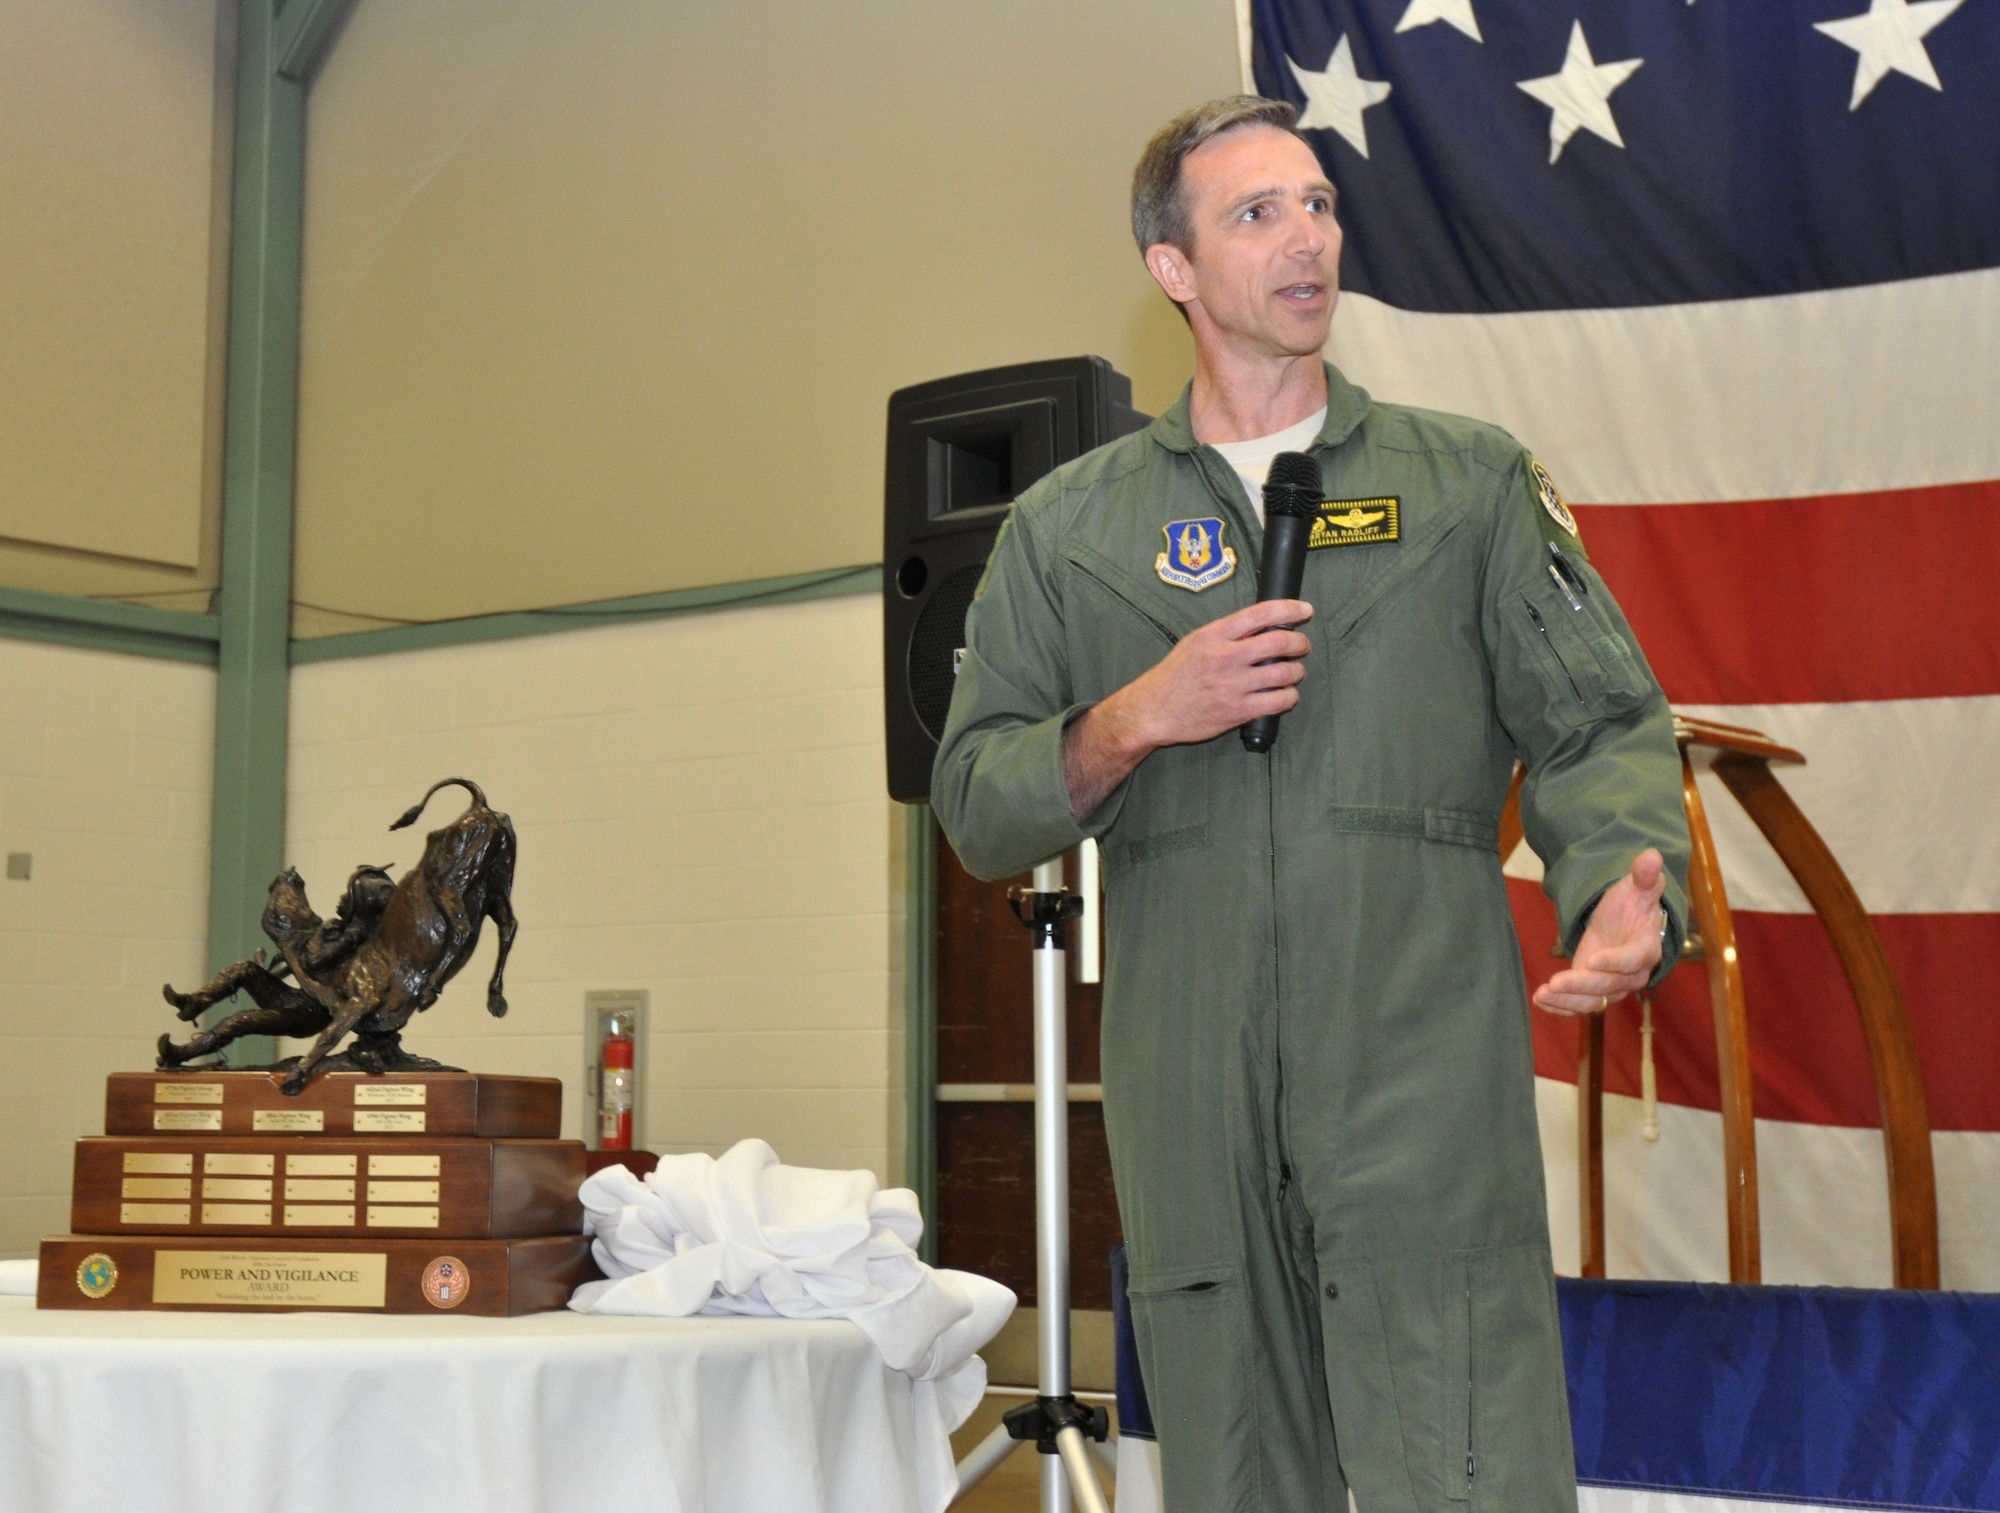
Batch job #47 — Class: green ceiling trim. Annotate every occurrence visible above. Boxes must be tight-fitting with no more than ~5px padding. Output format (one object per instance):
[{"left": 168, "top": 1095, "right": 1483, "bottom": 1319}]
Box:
[
  {"left": 0, "top": 586, "right": 219, "bottom": 665},
  {"left": 289, "top": 564, "right": 881, "bottom": 664}
]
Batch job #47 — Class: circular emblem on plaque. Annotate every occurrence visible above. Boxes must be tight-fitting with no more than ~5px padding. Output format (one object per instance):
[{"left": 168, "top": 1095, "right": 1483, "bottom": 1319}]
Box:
[
  {"left": 76, "top": 1252, "right": 118, "bottom": 1299},
  {"left": 421, "top": 1255, "right": 470, "bottom": 1309}
]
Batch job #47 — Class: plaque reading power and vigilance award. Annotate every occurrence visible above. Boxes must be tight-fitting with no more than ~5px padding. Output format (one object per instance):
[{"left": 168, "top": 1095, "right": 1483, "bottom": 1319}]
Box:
[
  {"left": 38, "top": 1234, "right": 595, "bottom": 1315},
  {"left": 152, "top": 1251, "right": 389, "bottom": 1308}
]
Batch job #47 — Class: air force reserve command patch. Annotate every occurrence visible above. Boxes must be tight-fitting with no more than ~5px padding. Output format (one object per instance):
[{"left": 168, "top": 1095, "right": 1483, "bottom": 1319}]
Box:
[
  {"left": 1156, "top": 517, "right": 1236, "bottom": 591},
  {"left": 1309, "top": 497, "right": 1400, "bottom": 549},
  {"left": 1530, "top": 458, "right": 1579, "bottom": 538}
]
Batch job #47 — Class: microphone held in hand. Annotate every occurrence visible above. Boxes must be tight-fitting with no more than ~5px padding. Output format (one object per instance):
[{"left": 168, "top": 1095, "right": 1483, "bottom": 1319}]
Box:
[{"left": 1241, "top": 451, "right": 1322, "bottom": 754}]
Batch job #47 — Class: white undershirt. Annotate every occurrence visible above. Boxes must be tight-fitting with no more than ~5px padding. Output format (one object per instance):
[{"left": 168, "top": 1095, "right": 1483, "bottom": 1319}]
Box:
[{"left": 1207, "top": 407, "right": 1326, "bottom": 522}]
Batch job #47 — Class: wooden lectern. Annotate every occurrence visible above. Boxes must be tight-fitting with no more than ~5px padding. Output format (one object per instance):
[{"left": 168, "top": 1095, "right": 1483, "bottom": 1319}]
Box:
[{"left": 1499, "top": 715, "right": 1940, "bottom": 1290}]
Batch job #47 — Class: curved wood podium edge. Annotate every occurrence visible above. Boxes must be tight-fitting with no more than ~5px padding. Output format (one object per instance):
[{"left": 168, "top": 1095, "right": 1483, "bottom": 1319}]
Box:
[
  {"left": 1577, "top": 1012, "right": 1608, "bottom": 1278},
  {"left": 1681, "top": 751, "right": 1762, "bottom": 1284},
  {"left": 1710, "top": 755, "right": 1941, "bottom": 1289}
]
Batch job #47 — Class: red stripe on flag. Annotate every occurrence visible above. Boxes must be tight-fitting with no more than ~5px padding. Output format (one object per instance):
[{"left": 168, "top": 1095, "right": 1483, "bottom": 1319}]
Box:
[
  {"left": 1573, "top": 480, "right": 2000, "bottom": 705},
  {"left": 1513, "top": 879, "right": 2000, "bottom": 1131}
]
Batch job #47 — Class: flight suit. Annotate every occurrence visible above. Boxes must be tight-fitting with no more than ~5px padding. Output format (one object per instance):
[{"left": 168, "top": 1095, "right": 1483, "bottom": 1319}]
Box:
[{"left": 932, "top": 364, "right": 1691, "bottom": 1511}]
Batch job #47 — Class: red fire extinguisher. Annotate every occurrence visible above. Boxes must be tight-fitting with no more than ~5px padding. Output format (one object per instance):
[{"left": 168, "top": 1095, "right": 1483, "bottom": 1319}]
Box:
[{"left": 598, "top": 1032, "right": 635, "bottom": 1151}]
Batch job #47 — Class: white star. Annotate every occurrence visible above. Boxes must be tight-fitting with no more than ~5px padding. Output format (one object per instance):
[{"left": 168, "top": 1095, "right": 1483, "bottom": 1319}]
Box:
[
  {"left": 1814, "top": 0, "right": 1965, "bottom": 110},
  {"left": 1395, "top": 0, "right": 1482, "bottom": 43},
  {"left": 1288, "top": 35, "right": 1394, "bottom": 159},
  {"left": 1516, "top": 21, "right": 1644, "bottom": 165}
]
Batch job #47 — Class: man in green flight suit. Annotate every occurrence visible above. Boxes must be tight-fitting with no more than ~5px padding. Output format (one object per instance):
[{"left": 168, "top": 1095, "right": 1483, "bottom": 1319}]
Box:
[{"left": 932, "top": 97, "right": 1692, "bottom": 1510}]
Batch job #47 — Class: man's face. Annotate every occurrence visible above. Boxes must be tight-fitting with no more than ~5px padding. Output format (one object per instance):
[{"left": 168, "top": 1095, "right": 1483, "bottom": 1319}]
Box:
[{"left": 1154, "top": 126, "right": 1342, "bottom": 359}]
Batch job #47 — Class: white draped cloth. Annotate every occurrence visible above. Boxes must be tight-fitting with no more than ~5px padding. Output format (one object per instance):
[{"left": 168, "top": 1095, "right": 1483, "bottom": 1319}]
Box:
[{"left": 569, "top": 1139, "right": 1015, "bottom": 1510}]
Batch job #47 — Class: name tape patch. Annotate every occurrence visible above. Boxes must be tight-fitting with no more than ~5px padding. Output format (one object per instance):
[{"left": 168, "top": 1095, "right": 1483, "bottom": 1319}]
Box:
[{"left": 1309, "top": 497, "right": 1401, "bottom": 549}]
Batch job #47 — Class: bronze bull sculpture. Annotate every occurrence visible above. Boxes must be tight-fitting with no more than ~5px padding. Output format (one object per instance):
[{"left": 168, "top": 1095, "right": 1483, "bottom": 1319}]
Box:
[{"left": 158, "top": 777, "right": 518, "bottom": 1094}]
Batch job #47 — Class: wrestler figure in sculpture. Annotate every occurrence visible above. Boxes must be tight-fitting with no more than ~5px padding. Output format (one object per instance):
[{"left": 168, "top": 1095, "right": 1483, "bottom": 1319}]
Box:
[{"left": 157, "top": 777, "right": 519, "bottom": 1093}]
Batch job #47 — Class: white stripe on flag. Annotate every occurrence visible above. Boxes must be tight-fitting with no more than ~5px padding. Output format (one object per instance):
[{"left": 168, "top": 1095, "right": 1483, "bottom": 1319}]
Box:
[
  {"left": 1504, "top": 694, "right": 2000, "bottom": 915},
  {"left": 1326, "top": 267, "right": 2000, "bottom": 503},
  {"left": 1579, "top": 1490, "right": 1863, "bottom": 1513},
  {"left": 1537, "top": 1078, "right": 2000, "bottom": 1291}
]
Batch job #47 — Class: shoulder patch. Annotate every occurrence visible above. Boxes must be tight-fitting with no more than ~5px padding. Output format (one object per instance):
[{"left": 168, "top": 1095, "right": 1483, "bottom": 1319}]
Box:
[
  {"left": 1309, "top": 497, "right": 1400, "bottom": 549},
  {"left": 1155, "top": 517, "right": 1237, "bottom": 591},
  {"left": 1530, "top": 459, "right": 1579, "bottom": 538}
]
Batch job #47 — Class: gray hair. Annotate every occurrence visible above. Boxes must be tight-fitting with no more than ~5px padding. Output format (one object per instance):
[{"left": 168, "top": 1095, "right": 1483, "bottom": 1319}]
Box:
[{"left": 1130, "top": 95, "right": 1306, "bottom": 255}]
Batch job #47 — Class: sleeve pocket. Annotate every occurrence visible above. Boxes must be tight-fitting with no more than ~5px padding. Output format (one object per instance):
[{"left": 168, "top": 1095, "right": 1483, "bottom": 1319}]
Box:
[{"left": 1515, "top": 580, "right": 1651, "bottom": 727}]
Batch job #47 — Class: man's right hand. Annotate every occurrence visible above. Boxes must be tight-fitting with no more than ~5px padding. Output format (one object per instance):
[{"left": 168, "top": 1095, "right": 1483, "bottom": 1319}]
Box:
[{"left": 1061, "top": 598, "right": 1313, "bottom": 821}]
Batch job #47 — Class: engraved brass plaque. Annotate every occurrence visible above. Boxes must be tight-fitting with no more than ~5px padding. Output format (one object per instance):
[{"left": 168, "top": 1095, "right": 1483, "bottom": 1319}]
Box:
[
  {"left": 202, "top": 1177, "right": 273, "bottom": 1201},
  {"left": 204, "top": 1153, "right": 275, "bottom": 1176},
  {"left": 367, "top": 1206, "right": 440, "bottom": 1229},
  {"left": 154, "top": 1083, "right": 224, "bottom": 1105},
  {"left": 155, "top": 1109, "right": 222, "bottom": 1132},
  {"left": 123, "top": 1152, "right": 194, "bottom": 1175},
  {"left": 253, "top": 1110, "right": 325, "bottom": 1133},
  {"left": 120, "top": 1202, "right": 192, "bottom": 1225},
  {"left": 122, "top": 1177, "right": 192, "bottom": 1200},
  {"left": 353, "top": 1084, "right": 427, "bottom": 1107},
  {"left": 366, "top": 1180, "right": 440, "bottom": 1204},
  {"left": 368, "top": 1154, "right": 441, "bottom": 1177},
  {"left": 286, "top": 1153, "right": 358, "bottom": 1176},
  {"left": 353, "top": 1110, "right": 426, "bottom": 1133},
  {"left": 202, "top": 1203, "right": 273, "bottom": 1225},
  {"left": 152, "top": 1251, "right": 388, "bottom": 1308},
  {"left": 283, "top": 1205, "right": 356, "bottom": 1227},
  {"left": 285, "top": 1178, "right": 355, "bottom": 1201}
]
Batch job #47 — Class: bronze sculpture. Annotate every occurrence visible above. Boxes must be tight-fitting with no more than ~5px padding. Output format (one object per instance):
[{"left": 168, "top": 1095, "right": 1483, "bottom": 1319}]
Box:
[{"left": 158, "top": 778, "right": 519, "bottom": 1094}]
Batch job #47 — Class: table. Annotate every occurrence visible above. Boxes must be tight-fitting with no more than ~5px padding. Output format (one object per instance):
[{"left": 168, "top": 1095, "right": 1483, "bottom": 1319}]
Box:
[{"left": 0, "top": 1296, "right": 962, "bottom": 1513}]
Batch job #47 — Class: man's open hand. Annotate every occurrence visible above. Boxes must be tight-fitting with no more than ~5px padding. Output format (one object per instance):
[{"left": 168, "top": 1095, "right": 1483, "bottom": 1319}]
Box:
[
  {"left": 1534, "top": 848, "right": 1669, "bottom": 1017},
  {"left": 1062, "top": 599, "right": 1312, "bottom": 821}
]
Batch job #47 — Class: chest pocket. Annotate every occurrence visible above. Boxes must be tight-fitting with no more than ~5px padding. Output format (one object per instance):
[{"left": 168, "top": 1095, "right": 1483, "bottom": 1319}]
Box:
[{"left": 1514, "top": 569, "right": 1651, "bottom": 727}]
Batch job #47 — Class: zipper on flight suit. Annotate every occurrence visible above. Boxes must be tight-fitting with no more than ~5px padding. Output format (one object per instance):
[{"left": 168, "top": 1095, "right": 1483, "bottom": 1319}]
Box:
[
  {"left": 1189, "top": 442, "right": 1300, "bottom": 1238},
  {"left": 1464, "top": 1273, "right": 1477, "bottom": 1487}
]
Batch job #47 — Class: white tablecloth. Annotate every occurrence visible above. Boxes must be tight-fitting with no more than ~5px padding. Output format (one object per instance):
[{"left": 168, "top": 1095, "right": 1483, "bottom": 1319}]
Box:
[{"left": 0, "top": 1295, "right": 959, "bottom": 1513}]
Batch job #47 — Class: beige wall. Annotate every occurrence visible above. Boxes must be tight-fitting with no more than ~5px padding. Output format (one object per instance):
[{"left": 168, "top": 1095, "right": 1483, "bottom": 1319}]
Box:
[
  {"left": 0, "top": 639, "right": 214, "bottom": 1257},
  {"left": 292, "top": 0, "right": 1235, "bottom": 634},
  {"left": 0, "top": 0, "right": 231, "bottom": 611},
  {"left": 283, "top": 595, "right": 903, "bottom": 1177}
]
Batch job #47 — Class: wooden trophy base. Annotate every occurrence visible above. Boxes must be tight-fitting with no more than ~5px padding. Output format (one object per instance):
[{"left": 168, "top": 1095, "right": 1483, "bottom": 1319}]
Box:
[
  {"left": 39, "top": 1233, "right": 600, "bottom": 1316},
  {"left": 107, "top": 1071, "right": 561, "bottom": 1139},
  {"left": 71, "top": 1136, "right": 585, "bottom": 1239}
]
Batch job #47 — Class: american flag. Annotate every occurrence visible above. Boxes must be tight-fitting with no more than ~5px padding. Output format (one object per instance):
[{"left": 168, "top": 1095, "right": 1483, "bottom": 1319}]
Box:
[{"left": 1248, "top": 0, "right": 2000, "bottom": 1292}]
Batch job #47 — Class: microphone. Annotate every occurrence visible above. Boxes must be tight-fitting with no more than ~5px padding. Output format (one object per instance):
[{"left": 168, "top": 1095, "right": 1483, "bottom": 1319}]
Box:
[{"left": 1240, "top": 450, "right": 1321, "bottom": 754}]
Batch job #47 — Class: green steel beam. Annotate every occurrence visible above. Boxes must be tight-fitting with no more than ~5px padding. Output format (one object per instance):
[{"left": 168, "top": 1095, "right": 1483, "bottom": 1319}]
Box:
[
  {"left": 289, "top": 564, "right": 881, "bottom": 665},
  {"left": 903, "top": 802, "right": 939, "bottom": 1263},
  {"left": 0, "top": 586, "right": 219, "bottom": 665},
  {"left": 206, "top": 0, "right": 350, "bottom": 1058}
]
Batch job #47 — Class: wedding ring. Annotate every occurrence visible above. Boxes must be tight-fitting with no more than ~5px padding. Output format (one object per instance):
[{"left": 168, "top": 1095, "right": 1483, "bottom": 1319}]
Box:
[{"left": 1600, "top": 996, "right": 1610, "bottom": 1012}]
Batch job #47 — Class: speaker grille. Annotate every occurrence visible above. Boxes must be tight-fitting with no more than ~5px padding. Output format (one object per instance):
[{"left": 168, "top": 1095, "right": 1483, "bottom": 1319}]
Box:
[{"left": 907, "top": 564, "right": 984, "bottom": 741}]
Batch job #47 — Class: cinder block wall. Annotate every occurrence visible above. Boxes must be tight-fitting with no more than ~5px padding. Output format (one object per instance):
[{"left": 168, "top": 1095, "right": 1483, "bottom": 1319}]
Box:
[
  {"left": 0, "top": 640, "right": 214, "bottom": 1256},
  {"left": 282, "top": 593, "right": 904, "bottom": 1178}
]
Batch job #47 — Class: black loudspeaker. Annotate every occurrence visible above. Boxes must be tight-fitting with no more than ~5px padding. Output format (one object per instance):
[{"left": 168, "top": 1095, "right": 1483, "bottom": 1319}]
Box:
[{"left": 883, "top": 356, "right": 1150, "bottom": 802}]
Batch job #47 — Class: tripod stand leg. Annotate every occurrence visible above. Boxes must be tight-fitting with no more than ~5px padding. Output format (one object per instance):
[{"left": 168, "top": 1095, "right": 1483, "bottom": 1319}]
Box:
[{"left": 1019, "top": 858, "right": 1111, "bottom": 1513}]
